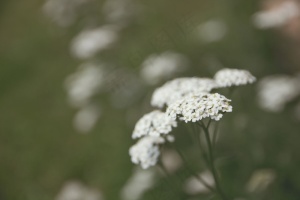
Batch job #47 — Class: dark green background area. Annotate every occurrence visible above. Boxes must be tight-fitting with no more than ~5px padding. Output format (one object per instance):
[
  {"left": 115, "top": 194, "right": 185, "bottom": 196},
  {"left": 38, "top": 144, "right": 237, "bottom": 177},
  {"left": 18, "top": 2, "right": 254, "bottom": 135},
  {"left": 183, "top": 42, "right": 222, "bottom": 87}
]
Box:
[{"left": 0, "top": 0, "right": 300, "bottom": 199}]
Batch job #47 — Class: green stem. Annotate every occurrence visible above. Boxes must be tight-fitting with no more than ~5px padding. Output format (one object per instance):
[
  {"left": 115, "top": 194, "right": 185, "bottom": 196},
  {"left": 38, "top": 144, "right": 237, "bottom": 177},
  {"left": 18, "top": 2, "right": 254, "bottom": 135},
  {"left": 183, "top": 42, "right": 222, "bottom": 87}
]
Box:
[
  {"left": 157, "top": 161, "right": 180, "bottom": 197},
  {"left": 212, "top": 122, "right": 219, "bottom": 149},
  {"left": 173, "top": 146, "right": 215, "bottom": 192},
  {"left": 200, "top": 121, "right": 228, "bottom": 200},
  {"left": 194, "top": 127, "right": 210, "bottom": 166},
  {"left": 185, "top": 123, "right": 210, "bottom": 168}
]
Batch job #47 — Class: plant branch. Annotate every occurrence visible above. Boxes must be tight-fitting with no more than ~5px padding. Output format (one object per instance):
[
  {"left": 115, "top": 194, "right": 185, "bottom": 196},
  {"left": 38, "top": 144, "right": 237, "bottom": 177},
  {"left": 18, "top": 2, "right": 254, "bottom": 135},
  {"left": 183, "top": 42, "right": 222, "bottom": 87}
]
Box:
[{"left": 173, "top": 146, "right": 215, "bottom": 192}]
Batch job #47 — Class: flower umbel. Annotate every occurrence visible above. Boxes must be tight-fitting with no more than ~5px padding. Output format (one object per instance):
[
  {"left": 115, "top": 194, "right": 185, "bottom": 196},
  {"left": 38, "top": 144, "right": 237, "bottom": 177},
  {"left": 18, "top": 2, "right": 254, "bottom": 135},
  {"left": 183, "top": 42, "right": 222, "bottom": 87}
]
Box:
[
  {"left": 132, "top": 110, "right": 177, "bottom": 139},
  {"left": 167, "top": 93, "right": 232, "bottom": 122},
  {"left": 151, "top": 77, "right": 217, "bottom": 108},
  {"left": 214, "top": 68, "right": 256, "bottom": 88},
  {"left": 129, "top": 136, "right": 166, "bottom": 169},
  {"left": 129, "top": 69, "right": 255, "bottom": 199}
]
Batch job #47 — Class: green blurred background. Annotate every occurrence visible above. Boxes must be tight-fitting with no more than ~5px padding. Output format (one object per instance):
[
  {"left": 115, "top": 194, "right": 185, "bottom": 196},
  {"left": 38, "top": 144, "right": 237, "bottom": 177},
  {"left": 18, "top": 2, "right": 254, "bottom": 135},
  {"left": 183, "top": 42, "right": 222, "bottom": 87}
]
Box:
[{"left": 1, "top": 0, "right": 300, "bottom": 199}]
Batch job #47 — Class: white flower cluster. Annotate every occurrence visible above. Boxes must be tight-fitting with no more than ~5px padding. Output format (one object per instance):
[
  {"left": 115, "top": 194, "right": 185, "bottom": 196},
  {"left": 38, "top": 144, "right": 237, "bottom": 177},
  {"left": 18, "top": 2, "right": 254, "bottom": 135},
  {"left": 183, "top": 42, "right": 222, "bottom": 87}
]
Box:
[
  {"left": 151, "top": 78, "right": 217, "bottom": 108},
  {"left": 214, "top": 68, "right": 256, "bottom": 88},
  {"left": 129, "top": 136, "right": 166, "bottom": 169},
  {"left": 257, "top": 75, "right": 300, "bottom": 112},
  {"left": 167, "top": 93, "right": 232, "bottom": 122},
  {"left": 132, "top": 110, "right": 177, "bottom": 139},
  {"left": 130, "top": 110, "right": 176, "bottom": 169},
  {"left": 130, "top": 68, "right": 255, "bottom": 169}
]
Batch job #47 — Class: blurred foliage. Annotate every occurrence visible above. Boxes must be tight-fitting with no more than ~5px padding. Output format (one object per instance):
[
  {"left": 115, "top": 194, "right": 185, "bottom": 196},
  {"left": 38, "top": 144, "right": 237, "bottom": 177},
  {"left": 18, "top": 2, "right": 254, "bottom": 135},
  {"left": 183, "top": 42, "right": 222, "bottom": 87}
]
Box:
[{"left": 0, "top": 0, "right": 300, "bottom": 200}]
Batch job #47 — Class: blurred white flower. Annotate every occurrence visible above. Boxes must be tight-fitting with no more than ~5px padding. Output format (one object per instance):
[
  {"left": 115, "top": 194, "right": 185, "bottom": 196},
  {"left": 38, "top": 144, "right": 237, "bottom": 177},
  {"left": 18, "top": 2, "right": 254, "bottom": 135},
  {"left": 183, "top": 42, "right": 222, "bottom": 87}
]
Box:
[
  {"left": 56, "top": 181, "right": 104, "bottom": 200},
  {"left": 129, "top": 136, "right": 166, "bottom": 169},
  {"left": 257, "top": 75, "right": 300, "bottom": 112},
  {"left": 184, "top": 170, "right": 214, "bottom": 195},
  {"left": 65, "top": 63, "right": 106, "bottom": 108},
  {"left": 73, "top": 104, "right": 101, "bottom": 133},
  {"left": 197, "top": 20, "right": 228, "bottom": 43},
  {"left": 132, "top": 110, "right": 177, "bottom": 139},
  {"left": 253, "top": 1, "right": 300, "bottom": 29},
  {"left": 214, "top": 68, "right": 256, "bottom": 88},
  {"left": 140, "top": 51, "right": 188, "bottom": 85},
  {"left": 120, "top": 167, "right": 157, "bottom": 200},
  {"left": 167, "top": 93, "right": 232, "bottom": 122},
  {"left": 151, "top": 77, "right": 217, "bottom": 108},
  {"left": 71, "top": 26, "right": 118, "bottom": 59},
  {"left": 246, "top": 169, "right": 276, "bottom": 193},
  {"left": 102, "top": 0, "right": 139, "bottom": 25},
  {"left": 43, "top": 0, "right": 89, "bottom": 27},
  {"left": 166, "top": 135, "right": 175, "bottom": 143},
  {"left": 161, "top": 149, "right": 182, "bottom": 173}
]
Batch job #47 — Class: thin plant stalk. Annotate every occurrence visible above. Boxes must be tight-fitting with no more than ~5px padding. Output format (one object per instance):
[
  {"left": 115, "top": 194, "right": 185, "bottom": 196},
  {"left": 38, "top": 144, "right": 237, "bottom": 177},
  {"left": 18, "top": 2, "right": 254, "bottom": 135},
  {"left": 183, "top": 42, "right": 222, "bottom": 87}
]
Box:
[
  {"left": 185, "top": 123, "right": 209, "bottom": 165},
  {"left": 212, "top": 122, "right": 219, "bottom": 149},
  {"left": 200, "top": 120, "right": 228, "bottom": 200},
  {"left": 172, "top": 145, "right": 215, "bottom": 192},
  {"left": 157, "top": 161, "right": 181, "bottom": 197},
  {"left": 183, "top": 124, "right": 215, "bottom": 192}
]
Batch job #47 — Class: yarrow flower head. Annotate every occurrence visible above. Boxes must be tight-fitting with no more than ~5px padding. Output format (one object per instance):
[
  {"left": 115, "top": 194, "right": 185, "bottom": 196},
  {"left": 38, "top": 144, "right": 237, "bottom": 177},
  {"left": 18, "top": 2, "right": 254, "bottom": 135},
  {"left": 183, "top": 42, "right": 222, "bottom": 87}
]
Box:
[
  {"left": 129, "top": 136, "right": 166, "bottom": 169},
  {"left": 214, "top": 68, "right": 256, "bottom": 88},
  {"left": 167, "top": 93, "right": 232, "bottom": 122},
  {"left": 151, "top": 77, "right": 217, "bottom": 108},
  {"left": 132, "top": 110, "right": 177, "bottom": 139}
]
